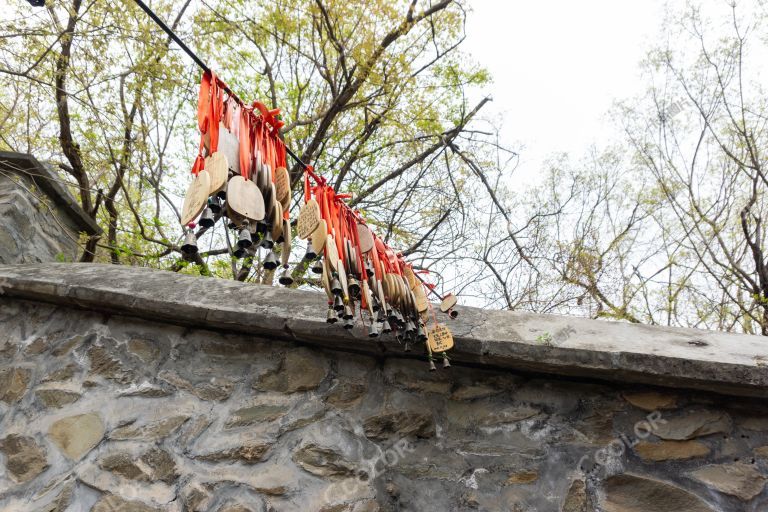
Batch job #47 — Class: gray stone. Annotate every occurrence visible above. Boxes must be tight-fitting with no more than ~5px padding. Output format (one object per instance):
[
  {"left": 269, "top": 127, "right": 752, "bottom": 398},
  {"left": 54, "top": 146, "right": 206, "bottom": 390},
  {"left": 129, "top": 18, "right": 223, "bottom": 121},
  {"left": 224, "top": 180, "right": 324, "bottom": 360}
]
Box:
[
  {"left": 634, "top": 440, "right": 710, "bottom": 461},
  {"left": 601, "top": 474, "right": 714, "bottom": 512},
  {"left": 91, "top": 494, "right": 161, "bottom": 512},
  {"left": 88, "top": 345, "right": 135, "bottom": 384},
  {"left": 0, "top": 434, "right": 48, "bottom": 483},
  {"left": 41, "top": 363, "right": 79, "bottom": 383},
  {"left": 450, "top": 383, "right": 502, "bottom": 401},
  {"left": 36, "top": 389, "right": 81, "bottom": 408},
  {"left": 653, "top": 409, "right": 731, "bottom": 440},
  {"left": 159, "top": 370, "right": 234, "bottom": 401},
  {"left": 688, "top": 462, "right": 767, "bottom": 501},
  {"left": 127, "top": 338, "right": 161, "bottom": 363},
  {"left": 0, "top": 366, "right": 31, "bottom": 403},
  {"left": 363, "top": 410, "right": 435, "bottom": 440},
  {"left": 622, "top": 391, "right": 678, "bottom": 411},
  {"left": 326, "top": 381, "right": 367, "bottom": 407},
  {"left": 48, "top": 413, "right": 104, "bottom": 460},
  {"left": 195, "top": 443, "right": 271, "bottom": 464},
  {"left": 109, "top": 415, "right": 189, "bottom": 441},
  {"left": 561, "top": 479, "right": 587, "bottom": 512},
  {"left": 293, "top": 443, "right": 357, "bottom": 478},
  {"left": 225, "top": 404, "right": 289, "bottom": 428},
  {"left": 256, "top": 347, "right": 329, "bottom": 393}
]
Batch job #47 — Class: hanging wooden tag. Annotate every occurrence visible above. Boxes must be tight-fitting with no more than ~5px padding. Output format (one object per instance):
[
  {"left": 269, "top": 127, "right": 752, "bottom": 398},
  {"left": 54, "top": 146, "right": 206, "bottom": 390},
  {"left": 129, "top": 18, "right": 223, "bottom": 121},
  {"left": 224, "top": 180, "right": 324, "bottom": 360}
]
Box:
[
  {"left": 297, "top": 199, "right": 321, "bottom": 239},
  {"left": 427, "top": 324, "right": 454, "bottom": 353},
  {"left": 321, "top": 258, "right": 333, "bottom": 299},
  {"left": 311, "top": 219, "right": 328, "bottom": 253},
  {"left": 227, "top": 175, "right": 265, "bottom": 222},
  {"left": 205, "top": 152, "right": 229, "bottom": 195},
  {"left": 439, "top": 293, "right": 458, "bottom": 313},
  {"left": 217, "top": 122, "right": 241, "bottom": 176},
  {"left": 403, "top": 266, "right": 418, "bottom": 290},
  {"left": 275, "top": 166, "right": 290, "bottom": 204},
  {"left": 281, "top": 218, "right": 292, "bottom": 266},
  {"left": 325, "top": 234, "right": 340, "bottom": 270},
  {"left": 362, "top": 279, "right": 374, "bottom": 315},
  {"left": 357, "top": 224, "right": 374, "bottom": 253},
  {"left": 271, "top": 201, "right": 283, "bottom": 241},
  {"left": 414, "top": 284, "right": 429, "bottom": 313},
  {"left": 181, "top": 170, "right": 211, "bottom": 226},
  {"left": 337, "top": 259, "right": 349, "bottom": 299}
]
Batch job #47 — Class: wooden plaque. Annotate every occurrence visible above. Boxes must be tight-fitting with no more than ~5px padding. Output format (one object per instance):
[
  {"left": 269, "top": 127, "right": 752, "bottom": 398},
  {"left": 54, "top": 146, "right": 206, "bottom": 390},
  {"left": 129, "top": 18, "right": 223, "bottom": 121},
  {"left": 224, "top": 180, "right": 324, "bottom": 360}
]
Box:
[
  {"left": 281, "top": 218, "right": 292, "bottom": 266},
  {"left": 227, "top": 176, "right": 265, "bottom": 222},
  {"left": 414, "top": 284, "right": 428, "bottom": 313},
  {"left": 205, "top": 152, "right": 229, "bottom": 195},
  {"left": 427, "top": 324, "right": 454, "bottom": 353},
  {"left": 325, "top": 234, "right": 339, "bottom": 270},
  {"left": 275, "top": 166, "right": 290, "bottom": 204},
  {"left": 181, "top": 170, "right": 211, "bottom": 226},
  {"left": 217, "top": 123, "right": 241, "bottom": 176},
  {"left": 311, "top": 219, "right": 328, "bottom": 253},
  {"left": 271, "top": 201, "right": 283, "bottom": 241},
  {"left": 439, "top": 293, "right": 457, "bottom": 313},
  {"left": 297, "top": 199, "right": 321, "bottom": 239},
  {"left": 357, "top": 224, "right": 374, "bottom": 253}
]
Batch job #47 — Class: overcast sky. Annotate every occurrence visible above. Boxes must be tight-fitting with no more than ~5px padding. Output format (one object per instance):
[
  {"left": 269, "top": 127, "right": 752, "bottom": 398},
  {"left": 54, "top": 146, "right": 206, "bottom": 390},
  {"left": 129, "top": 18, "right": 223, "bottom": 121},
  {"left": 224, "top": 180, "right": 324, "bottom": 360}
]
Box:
[{"left": 463, "top": 0, "right": 667, "bottom": 184}]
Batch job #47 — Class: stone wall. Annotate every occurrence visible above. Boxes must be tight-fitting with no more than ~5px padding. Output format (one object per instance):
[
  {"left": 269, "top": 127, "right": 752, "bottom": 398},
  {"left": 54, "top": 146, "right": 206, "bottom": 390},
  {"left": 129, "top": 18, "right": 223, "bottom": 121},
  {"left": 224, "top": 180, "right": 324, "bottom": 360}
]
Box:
[
  {"left": 0, "top": 152, "right": 100, "bottom": 264},
  {"left": 2, "top": 289, "right": 768, "bottom": 511}
]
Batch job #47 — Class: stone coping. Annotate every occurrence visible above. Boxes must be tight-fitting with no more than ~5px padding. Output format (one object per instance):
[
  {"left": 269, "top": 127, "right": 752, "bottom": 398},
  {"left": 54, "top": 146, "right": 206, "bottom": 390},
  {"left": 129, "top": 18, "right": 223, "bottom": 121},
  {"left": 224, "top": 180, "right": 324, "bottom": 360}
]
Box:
[
  {"left": 0, "top": 151, "right": 101, "bottom": 235},
  {"left": 0, "top": 263, "right": 766, "bottom": 398}
]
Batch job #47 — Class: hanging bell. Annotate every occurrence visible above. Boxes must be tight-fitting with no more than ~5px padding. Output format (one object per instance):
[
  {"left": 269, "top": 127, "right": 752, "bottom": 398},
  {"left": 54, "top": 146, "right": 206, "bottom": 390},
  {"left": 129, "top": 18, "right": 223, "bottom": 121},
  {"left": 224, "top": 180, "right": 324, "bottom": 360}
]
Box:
[
  {"left": 428, "top": 357, "right": 437, "bottom": 372},
  {"left": 216, "top": 189, "right": 227, "bottom": 200},
  {"left": 404, "top": 340, "right": 411, "bottom": 352},
  {"left": 311, "top": 259, "right": 324, "bottom": 274},
  {"left": 343, "top": 317, "right": 354, "bottom": 330},
  {"left": 416, "top": 323, "right": 427, "bottom": 342},
  {"left": 448, "top": 309, "right": 459, "bottom": 319},
  {"left": 181, "top": 229, "right": 198, "bottom": 255},
  {"left": 263, "top": 249, "right": 279, "bottom": 270},
  {"left": 333, "top": 295, "right": 344, "bottom": 311},
  {"left": 237, "top": 225, "right": 253, "bottom": 248},
  {"left": 326, "top": 306, "right": 338, "bottom": 324},
  {"left": 343, "top": 304, "right": 354, "bottom": 320},
  {"left": 278, "top": 265, "right": 294, "bottom": 286},
  {"left": 304, "top": 243, "right": 318, "bottom": 261},
  {"left": 394, "top": 310, "right": 404, "bottom": 326},
  {"left": 233, "top": 246, "right": 246, "bottom": 259},
  {"left": 347, "top": 276, "right": 361, "bottom": 298},
  {"left": 199, "top": 207, "right": 215, "bottom": 228},
  {"left": 208, "top": 197, "right": 222, "bottom": 214},
  {"left": 381, "top": 320, "right": 392, "bottom": 334},
  {"left": 405, "top": 319, "right": 416, "bottom": 335},
  {"left": 387, "top": 309, "right": 398, "bottom": 323},
  {"left": 442, "top": 353, "right": 451, "bottom": 369},
  {"left": 368, "top": 322, "right": 380, "bottom": 338},
  {"left": 261, "top": 229, "right": 274, "bottom": 249},
  {"left": 331, "top": 275, "right": 342, "bottom": 296}
]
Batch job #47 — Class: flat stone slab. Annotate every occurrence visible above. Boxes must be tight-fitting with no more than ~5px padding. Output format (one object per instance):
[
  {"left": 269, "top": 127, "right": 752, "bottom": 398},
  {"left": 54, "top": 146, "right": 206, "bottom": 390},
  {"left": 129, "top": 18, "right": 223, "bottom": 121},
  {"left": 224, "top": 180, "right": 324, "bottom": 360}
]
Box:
[{"left": 0, "top": 263, "right": 766, "bottom": 398}]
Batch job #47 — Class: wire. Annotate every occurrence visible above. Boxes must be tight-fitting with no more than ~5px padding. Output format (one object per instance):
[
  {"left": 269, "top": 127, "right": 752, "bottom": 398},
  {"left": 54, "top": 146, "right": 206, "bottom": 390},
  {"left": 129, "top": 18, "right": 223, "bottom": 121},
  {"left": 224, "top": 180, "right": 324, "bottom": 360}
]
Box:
[{"left": 130, "top": 0, "right": 312, "bottom": 172}]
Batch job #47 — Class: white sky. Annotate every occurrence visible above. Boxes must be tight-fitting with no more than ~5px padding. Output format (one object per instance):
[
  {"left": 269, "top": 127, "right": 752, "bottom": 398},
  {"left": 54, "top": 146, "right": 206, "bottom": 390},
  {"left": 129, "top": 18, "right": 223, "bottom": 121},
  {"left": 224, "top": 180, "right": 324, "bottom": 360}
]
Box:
[{"left": 463, "top": 0, "right": 667, "bottom": 184}]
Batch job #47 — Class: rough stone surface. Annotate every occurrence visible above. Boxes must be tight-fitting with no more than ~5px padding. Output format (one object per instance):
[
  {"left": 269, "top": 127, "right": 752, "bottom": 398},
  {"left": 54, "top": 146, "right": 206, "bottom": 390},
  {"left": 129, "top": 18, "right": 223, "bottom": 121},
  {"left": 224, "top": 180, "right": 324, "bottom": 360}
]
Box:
[
  {"left": 634, "top": 440, "right": 711, "bottom": 461},
  {"left": 653, "top": 409, "right": 732, "bottom": 440},
  {"left": 0, "top": 152, "right": 99, "bottom": 264},
  {"left": 0, "top": 367, "right": 31, "bottom": 403},
  {"left": 0, "top": 434, "right": 48, "bottom": 483},
  {"left": 1, "top": 268, "right": 768, "bottom": 510},
  {"left": 602, "top": 474, "right": 715, "bottom": 512},
  {"left": 48, "top": 413, "right": 105, "bottom": 460},
  {"left": 688, "top": 463, "right": 767, "bottom": 501}
]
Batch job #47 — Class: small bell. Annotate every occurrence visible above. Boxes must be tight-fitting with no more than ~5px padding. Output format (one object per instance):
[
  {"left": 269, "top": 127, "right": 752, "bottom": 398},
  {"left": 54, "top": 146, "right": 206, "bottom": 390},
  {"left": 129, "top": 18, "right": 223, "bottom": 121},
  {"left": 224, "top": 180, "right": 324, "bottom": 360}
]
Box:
[
  {"left": 394, "top": 310, "right": 404, "bottom": 326},
  {"left": 304, "top": 243, "right": 318, "bottom": 261},
  {"left": 208, "top": 197, "right": 222, "bottom": 214},
  {"left": 347, "top": 276, "right": 361, "bottom": 298},
  {"left": 278, "top": 266, "right": 294, "bottom": 286},
  {"left": 263, "top": 249, "right": 279, "bottom": 270},
  {"left": 387, "top": 310, "right": 398, "bottom": 323},
  {"left": 181, "top": 229, "right": 198, "bottom": 255},
  {"left": 368, "top": 322, "right": 380, "bottom": 338},
  {"left": 442, "top": 353, "right": 451, "bottom": 369},
  {"left": 227, "top": 218, "right": 237, "bottom": 230},
  {"left": 237, "top": 225, "right": 253, "bottom": 248},
  {"left": 216, "top": 189, "right": 227, "bottom": 200},
  {"left": 333, "top": 295, "right": 344, "bottom": 311},
  {"left": 404, "top": 340, "right": 411, "bottom": 352},
  {"left": 405, "top": 319, "right": 416, "bottom": 335},
  {"left": 233, "top": 246, "right": 246, "bottom": 259},
  {"left": 416, "top": 323, "right": 427, "bottom": 342},
  {"left": 261, "top": 229, "right": 274, "bottom": 249},
  {"left": 381, "top": 320, "right": 392, "bottom": 334},
  {"left": 326, "top": 306, "right": 338, "bottom": 324},
  {"left": 428, "top": 357, "right": 437, "bottom": 372},
  {"left": 343, "top": 304, "right": 354, "bottom": 320},
  {"left": 448, "top": 309, "right": 459, "bottom": 319},
  {"left": 331, "top": 275, "right": 342, "bottom": 296},
  {"left": 343, "top": 318, "right": 354, "bottom": 330},
  {"left": 199, "top": 207, "right": 215, "bottom": 228},
  {"left": 311, "top": 259, "right": 324, "bottom": 274}
]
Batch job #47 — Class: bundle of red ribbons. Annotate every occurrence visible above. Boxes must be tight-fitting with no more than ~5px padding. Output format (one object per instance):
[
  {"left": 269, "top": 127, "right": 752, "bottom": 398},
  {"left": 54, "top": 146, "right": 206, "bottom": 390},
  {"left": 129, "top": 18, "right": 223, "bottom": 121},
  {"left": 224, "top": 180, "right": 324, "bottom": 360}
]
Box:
[{"left": 180, "top": 71, "right": 457, "bottom": 370}]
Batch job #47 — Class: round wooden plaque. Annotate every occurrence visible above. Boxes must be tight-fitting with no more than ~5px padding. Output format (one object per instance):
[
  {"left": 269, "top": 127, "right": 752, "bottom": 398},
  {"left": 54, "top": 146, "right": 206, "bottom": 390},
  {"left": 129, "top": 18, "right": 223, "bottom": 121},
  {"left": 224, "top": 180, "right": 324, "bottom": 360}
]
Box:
[
  {"left": 297, "top": 199, "right": 321, "bottom": 240},
  {"left": 227, "top": 175, "right": 265, "bottom": 222},
  {"left": 357, "top": 224, "right": 375, "bottom": 253},
  {"left": 181, "top": 170, "right": 211, "bottom": 226},
  {"left": 311, "top": 219, "right": 328, "bottom": 253},
  {"left": 439, "top": 293, "right": 458, "bottom": 313}
]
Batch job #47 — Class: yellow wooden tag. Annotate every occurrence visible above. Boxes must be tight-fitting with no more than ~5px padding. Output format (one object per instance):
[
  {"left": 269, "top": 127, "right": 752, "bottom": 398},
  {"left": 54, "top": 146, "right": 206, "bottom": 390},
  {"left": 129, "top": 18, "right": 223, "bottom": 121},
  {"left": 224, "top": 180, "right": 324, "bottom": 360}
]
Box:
[
  {"left": 181, "top": 170, "right": 211, "bottom": 226},
  {"left": 427, "top": 324, "right": 454, "bottom": 353},
  {"left": 297, "top": 199, "right": 321, "bottom": 239}
]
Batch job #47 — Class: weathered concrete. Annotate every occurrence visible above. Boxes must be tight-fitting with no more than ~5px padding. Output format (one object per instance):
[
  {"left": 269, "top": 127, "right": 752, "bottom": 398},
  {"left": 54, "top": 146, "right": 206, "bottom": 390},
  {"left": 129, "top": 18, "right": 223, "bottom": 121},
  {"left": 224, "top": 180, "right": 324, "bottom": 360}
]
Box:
[
  {"left": 0, "top": 152, "right": 100, "bottom": 264},
  {"left": 0, "top": 263, "right": 765, "bottom": 398}
]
